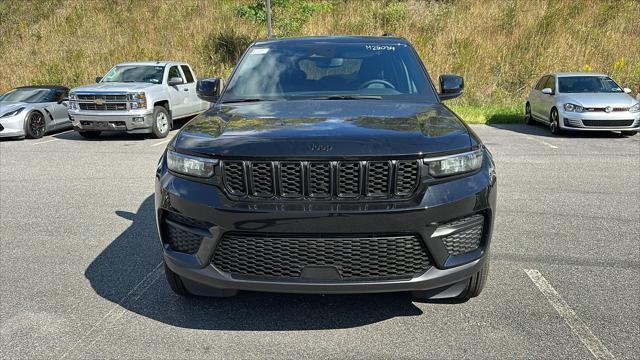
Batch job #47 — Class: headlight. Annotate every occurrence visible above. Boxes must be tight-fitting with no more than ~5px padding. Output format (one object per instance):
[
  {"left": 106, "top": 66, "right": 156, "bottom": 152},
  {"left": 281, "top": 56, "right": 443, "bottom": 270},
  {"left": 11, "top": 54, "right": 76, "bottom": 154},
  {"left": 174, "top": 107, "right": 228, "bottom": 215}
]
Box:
[
  {"left": 425, "top": 149, "right": 483, "bottom": 177},
  {"left": 167, "top": 150, "right": 217, "bottom": 178},
  {"left": 629, "top": 103, "right": 640, "bottom": 113},
  {"left": 563, "top": 103, "right": 584, "bottom": 112},
  {"left": 128, "top": 92, "right": 147, "bottom": 109},
  {"left": 0, "top": 107, "right": 25, "bottom": 118}
]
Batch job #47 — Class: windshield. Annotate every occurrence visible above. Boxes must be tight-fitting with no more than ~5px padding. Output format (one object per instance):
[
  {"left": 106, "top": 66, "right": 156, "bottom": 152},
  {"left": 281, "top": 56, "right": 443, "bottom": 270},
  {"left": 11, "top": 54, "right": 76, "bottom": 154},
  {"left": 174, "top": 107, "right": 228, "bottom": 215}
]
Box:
[
  {"left": 558, "top": 76, "right": 624, "bottom": 93},
  {"left": 222, "top": 43, "right": 437, "bottom": 102},
  {"left": 0, "top": 88, "right": 53, "bottom": 103},
  {"left": 101, "top": 65, "right": 165, "bottom": 84}
]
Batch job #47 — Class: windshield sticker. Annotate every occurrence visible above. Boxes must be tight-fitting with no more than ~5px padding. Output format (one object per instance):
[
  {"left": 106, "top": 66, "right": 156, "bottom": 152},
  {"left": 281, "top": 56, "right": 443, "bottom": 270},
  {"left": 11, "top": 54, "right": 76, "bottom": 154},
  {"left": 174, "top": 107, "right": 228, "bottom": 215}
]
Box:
[
  {"left": 365, "top": 45, "right": 396, "bottom": 51},
  {"left": 250, "top": 48, "right": 269, "bottom": 55}
]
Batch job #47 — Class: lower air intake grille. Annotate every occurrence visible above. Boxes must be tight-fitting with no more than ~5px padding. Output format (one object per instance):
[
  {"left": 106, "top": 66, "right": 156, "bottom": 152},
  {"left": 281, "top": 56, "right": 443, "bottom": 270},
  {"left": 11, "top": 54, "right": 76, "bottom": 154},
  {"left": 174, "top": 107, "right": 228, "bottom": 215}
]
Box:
[
  {"left": 212, "top": 234, "right": 432, "bottom": 280},
  {"left": 440, "top": 214, "right": 484, "bottom": 256},
  {"left": 582, "top": 119, "right": 635, "bottom": 127},
  {"left": 163, "top": 212, "right": 212, "bottom": 254}
]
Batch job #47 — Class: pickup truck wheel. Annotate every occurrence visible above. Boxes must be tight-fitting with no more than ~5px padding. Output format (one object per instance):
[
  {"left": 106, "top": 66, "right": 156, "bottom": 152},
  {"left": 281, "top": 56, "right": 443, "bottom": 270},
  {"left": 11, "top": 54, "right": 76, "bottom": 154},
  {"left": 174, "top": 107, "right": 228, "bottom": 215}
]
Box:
[
  {"left": 152, "top": 106, "right": 170, "bottom": 139},
  {"left": 78, "top": 131, "right": 101, "bottom": 139}
]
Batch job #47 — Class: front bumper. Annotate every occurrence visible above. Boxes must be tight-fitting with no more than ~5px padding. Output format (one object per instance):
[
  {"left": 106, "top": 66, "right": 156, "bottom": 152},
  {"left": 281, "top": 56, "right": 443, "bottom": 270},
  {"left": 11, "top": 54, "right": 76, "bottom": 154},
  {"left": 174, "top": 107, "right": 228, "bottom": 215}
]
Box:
[
  {"left": 559, "top": 109, "right": 640, "bottom": 131},
  {"left": 155, "top": 150, "right": 497, "bottom": 294},
  {"left": 69, "top": 110, "right": 153, "bottom": 133},
  {"left": 0, "top": 114, "right": 26, "bottom": 138}
]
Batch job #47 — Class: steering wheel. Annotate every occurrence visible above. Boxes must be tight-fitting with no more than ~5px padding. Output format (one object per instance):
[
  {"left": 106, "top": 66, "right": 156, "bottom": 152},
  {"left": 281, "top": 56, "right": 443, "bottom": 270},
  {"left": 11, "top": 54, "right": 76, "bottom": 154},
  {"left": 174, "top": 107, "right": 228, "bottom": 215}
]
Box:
[{"left": 358, "top": 79, "right": 396, "bottom": 90}]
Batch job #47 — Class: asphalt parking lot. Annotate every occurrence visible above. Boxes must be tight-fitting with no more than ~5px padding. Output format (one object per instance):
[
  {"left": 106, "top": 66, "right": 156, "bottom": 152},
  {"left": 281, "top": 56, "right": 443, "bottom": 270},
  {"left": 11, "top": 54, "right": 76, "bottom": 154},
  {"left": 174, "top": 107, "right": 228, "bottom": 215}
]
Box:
[{"left": 0, "top": 124, "right": 638, "bottom": 359}]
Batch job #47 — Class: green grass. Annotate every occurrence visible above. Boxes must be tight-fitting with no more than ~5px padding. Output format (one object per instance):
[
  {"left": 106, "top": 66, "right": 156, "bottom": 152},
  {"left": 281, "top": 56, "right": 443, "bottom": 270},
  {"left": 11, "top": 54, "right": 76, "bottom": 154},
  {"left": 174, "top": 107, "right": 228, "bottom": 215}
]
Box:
[{"left": 450, "top": 105, "right": 524, "bottom": 124}]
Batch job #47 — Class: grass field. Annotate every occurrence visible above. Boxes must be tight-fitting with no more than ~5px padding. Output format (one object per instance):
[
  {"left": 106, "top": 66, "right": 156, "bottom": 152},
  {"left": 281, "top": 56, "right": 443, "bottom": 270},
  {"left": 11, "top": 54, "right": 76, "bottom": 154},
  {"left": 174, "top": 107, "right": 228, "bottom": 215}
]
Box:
[{"left": 1, "top": 0, "right": 638, "bottom": 123}]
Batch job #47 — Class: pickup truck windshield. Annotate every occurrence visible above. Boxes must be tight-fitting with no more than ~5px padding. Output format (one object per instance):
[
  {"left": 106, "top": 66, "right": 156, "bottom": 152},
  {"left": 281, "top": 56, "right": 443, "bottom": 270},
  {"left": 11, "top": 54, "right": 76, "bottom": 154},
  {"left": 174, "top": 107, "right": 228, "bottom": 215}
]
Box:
[
  {"left": 222, "top": 43, "right": 437, "bottom": 102},
  {"left": 0, "top": 88, "right": 53, "bottom": 103},
  {"left": 101, "top": 65, "right": 165, "bottom": 84},
  {"left": 558, "top": 76, "right": 623, "bottom": 93}
]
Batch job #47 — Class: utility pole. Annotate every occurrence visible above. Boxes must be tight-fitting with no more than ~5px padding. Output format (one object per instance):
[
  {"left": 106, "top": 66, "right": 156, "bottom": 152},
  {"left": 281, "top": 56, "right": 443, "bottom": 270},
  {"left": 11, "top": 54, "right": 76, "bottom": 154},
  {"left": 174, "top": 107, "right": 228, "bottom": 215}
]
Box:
[{"left": 266, "top": 0, "right": 273, "bottom": 38}]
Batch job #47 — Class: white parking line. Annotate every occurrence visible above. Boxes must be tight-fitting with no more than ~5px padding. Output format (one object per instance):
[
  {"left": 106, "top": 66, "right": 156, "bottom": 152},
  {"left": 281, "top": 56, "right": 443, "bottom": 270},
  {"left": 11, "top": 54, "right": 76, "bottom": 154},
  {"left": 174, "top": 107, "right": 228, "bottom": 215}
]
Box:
[
  {"left": 525, "top": 269, "right": 615, "bottom": 360},
  {"left": 32, "top": 138, "right": 59, "bottom": 145},
  {"left": 151, "top": 139, "right": 171, "bottom": 147},
  {"left": 59, "top": 262, "right": 164, "bottom": 359},
  {"left": 523, "top": 136, "right": 559, "bottom": 149}
]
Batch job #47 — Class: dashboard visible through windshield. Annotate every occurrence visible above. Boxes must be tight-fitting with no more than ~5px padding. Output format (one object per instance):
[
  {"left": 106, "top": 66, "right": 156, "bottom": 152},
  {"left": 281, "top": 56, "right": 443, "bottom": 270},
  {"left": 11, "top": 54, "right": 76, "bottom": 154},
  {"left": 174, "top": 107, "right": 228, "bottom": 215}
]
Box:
[
  {"left": 101, "top": 65, "right": 165, "bottom": 84},
  {"left": 222, "top": 43, "right": 438, "bottom": 103}
]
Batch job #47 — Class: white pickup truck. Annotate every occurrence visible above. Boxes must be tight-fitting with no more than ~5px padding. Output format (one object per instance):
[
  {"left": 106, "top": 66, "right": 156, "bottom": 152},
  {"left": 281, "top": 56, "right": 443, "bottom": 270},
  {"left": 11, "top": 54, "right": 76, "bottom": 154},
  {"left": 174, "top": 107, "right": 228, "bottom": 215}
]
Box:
[{"left": 68, "top": 61, "right": 208, "bottom": 138}]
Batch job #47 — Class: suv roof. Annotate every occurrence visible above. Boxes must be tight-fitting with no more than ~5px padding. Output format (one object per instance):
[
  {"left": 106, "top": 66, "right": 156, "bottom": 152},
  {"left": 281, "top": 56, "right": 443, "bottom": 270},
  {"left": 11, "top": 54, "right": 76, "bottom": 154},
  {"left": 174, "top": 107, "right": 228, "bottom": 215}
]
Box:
[{"left": 253, "top": 35, "right": 409, "bottom": 47}]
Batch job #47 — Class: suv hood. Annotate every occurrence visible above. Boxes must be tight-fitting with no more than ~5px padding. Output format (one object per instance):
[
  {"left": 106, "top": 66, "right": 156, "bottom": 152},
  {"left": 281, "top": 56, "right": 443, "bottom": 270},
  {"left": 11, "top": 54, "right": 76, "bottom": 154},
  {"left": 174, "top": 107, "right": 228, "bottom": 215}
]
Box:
[
  {"left": 71, "top": 82, "right": 160, "bottom": 93},
  {"left": 173, "top": 100, "right": 476, "bottom": 158}
]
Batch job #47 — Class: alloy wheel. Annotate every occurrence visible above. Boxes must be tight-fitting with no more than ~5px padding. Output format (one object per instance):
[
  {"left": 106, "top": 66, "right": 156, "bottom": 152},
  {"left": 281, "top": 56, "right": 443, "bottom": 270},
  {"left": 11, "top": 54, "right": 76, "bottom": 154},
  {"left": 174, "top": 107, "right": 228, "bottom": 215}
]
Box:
[
  {"left": 156, "top": 112, "right": 169, "bottom": 134},
  {"left": 29, "top": 113, "right": 45, "bottom": 138}
]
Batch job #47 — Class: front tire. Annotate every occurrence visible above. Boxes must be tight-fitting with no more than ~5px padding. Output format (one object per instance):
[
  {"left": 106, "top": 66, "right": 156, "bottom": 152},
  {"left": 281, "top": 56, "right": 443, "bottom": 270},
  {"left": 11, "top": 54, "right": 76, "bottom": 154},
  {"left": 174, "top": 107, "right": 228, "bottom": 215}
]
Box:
[
  {"left": 549, "top": 108, "right": 562, "bottom": 135},
  {"left": 152, "top": 106, "right": 171, "bottom": 139},
  {"left": 25, "top": 111, "right": 46, "bottom": 139},
  {"left": 621, "top": 130, "right": 637, "bottom": 136},
  {"left": 457, "top": 258, "right": 490, "bottom": 300},
  {"left": 164, "top": 262, "right": 191, "bottom": 296},
  {"left": 525, "top": 102, "right": 534, "bottom": 125}
]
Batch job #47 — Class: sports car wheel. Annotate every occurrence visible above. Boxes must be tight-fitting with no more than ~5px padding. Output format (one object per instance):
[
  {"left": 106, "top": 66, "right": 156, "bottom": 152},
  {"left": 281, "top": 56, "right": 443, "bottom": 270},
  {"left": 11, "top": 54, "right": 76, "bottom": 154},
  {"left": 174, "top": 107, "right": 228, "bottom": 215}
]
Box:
[
  {"left": 25, "top": 111, "right": 46, "bottom": 139},
  {"left": 525, "top": 103, "right": 534, "bottom": 125},
  {"left": 549, "top": 108, "right": 562, "bottom": 135}
]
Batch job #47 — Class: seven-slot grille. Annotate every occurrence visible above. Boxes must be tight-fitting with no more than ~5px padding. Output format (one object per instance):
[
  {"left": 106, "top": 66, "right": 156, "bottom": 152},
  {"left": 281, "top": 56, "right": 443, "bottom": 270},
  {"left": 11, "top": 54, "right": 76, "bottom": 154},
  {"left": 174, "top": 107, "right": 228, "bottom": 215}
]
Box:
[
  {"left": 222, "top": 160, "right": 420, "bottom": 200},
  {"left": 212, "top": 233, "right": 432, "bottom": 280}
]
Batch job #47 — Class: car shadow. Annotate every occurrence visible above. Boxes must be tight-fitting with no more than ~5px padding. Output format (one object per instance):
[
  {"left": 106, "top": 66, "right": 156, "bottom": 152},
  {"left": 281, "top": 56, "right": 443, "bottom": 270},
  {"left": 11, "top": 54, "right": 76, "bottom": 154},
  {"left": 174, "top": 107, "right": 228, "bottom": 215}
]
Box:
[
  {"left": 53, "top": 115, "right": 195, "bottom": 141},
  {"left": 85, "top": 195, "right": 430, "bottom": 331}
]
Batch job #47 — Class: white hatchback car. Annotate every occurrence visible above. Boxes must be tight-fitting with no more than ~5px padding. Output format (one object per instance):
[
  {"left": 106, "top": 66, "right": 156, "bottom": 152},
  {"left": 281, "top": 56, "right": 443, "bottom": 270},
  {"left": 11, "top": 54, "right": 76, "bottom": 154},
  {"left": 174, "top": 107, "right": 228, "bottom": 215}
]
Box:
[{"left": 526, "top": 73, "right": 639, "bottom": 135}]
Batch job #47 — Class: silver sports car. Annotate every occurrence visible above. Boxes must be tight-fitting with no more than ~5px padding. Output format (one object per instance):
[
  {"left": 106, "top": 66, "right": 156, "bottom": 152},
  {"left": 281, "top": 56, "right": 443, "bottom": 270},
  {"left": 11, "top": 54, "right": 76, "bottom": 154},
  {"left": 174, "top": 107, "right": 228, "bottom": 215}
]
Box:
[
  {"left": 526, "top": 73, "right": 639, "bottom": 135},
  {"left": 0, "top": 86, "right": 72, "bottom": 139}
]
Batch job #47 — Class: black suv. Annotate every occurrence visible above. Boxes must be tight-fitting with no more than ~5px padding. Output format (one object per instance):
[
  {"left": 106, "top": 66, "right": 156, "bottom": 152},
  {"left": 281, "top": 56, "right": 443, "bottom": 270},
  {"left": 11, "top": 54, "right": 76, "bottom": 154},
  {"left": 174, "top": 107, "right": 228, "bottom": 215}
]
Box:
[{"left": 155, "top": 36, "right": 496, "bottom": 301}]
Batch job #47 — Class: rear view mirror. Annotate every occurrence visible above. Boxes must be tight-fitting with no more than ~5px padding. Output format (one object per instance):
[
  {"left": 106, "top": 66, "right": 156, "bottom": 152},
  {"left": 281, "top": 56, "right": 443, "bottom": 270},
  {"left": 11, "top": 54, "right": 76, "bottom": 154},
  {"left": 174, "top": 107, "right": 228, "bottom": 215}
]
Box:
[
  {"left": 542, "top": 88, "right": 554, "bottom": 95},
  {"left": 95, "top": 76, "right": 103, "bottom": 83},
  {"left": 197, "top": 78, "right": 224, "bottom": 102},
  {"left": 168, "top": 77, "right": 184, "bottom": 86},
  {"left": 438, "top": 74, "right": 464, "bottom": 101}
]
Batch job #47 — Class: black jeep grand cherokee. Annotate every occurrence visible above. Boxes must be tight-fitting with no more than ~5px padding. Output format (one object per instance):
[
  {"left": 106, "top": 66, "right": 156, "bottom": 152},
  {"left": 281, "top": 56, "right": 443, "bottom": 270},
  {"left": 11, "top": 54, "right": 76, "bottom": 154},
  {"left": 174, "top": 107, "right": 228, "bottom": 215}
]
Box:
[{"left": 155, "top": 36, "right": 497, "bottom": 300}]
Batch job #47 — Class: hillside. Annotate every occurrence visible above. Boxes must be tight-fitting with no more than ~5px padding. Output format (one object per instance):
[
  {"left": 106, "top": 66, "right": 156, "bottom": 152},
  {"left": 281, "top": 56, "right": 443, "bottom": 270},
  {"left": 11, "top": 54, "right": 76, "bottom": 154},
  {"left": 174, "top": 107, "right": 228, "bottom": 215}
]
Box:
[{"left": 1, "top": 0, "right": 638, "bottom": 113}]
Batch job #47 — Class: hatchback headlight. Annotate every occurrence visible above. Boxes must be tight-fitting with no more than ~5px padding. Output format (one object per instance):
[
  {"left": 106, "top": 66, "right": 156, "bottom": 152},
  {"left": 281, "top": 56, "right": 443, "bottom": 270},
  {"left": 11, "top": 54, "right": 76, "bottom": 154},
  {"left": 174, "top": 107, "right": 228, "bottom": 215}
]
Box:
[
  {"left": 629, "top": 103, "right": 640, "bottom": 113},
  {"left": 425, "top": 149, "right": 483, "bottom": 177},
  {"left": 563, "top": 103, "right": 585, "bottom": 112},
  {"left": 167, "top": 150, "right": 217, "bottom": 178},
  {"left": 0, "top": 107, "right": 25, "bottom": 118}
]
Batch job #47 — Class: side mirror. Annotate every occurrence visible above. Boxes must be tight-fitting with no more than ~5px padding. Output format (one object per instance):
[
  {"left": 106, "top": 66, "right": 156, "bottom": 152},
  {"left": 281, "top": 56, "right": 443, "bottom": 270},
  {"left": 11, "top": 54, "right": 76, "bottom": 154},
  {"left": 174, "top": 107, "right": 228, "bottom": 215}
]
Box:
[
  {"left": 542, "top": 88, "right": 554, "bottom": 95},
  {"left": 168, "top": 77, "right": 184, "bottom": 86},
  {"left": 623, "top": 87, "right": 632, "bottom": 94},
  {"left": 438, "top": 74, "right": 464, "bottom": 101},
  {"left": 197, "top": 78, "right": 224, "bottom": 102},
  {"left": 95, "top": 76, "right": 103, "bottom": 83}
]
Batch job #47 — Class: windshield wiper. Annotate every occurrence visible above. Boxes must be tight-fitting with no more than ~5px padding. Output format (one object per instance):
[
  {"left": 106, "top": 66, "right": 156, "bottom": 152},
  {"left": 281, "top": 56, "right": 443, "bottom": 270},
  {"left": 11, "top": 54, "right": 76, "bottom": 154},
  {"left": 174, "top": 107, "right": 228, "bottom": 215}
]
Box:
[
  {"left": 220, "top": 98, "right": 278, "bottom": 104},
  {"left": 310, "top": 95, "right": 383, "bottom": 100}
]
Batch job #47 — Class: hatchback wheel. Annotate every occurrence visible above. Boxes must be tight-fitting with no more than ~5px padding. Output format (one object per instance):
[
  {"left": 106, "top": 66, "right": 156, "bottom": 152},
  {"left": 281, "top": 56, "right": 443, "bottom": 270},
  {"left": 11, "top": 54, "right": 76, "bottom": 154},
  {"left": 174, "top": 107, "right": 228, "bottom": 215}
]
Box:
[
  {"left": 525, "top": 103, "right": 534, "bottom": 125},
  {"left": 549, "top": 108, "right": 562, "bottom": 135},
  {"left": 25, "top": 112, "right": 46, "bottom": 139}
]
